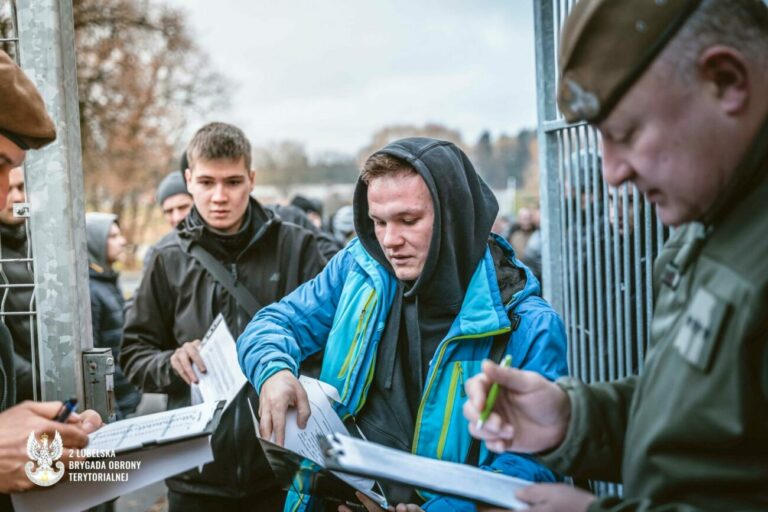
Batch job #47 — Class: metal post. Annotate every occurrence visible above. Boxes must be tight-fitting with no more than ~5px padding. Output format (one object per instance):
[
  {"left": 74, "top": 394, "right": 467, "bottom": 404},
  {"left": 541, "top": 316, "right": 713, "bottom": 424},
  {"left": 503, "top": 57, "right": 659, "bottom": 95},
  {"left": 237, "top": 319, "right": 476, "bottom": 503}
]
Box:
[
  {"left": 16, "top": 0, "right": 92, "bottom": 403},
  {"left": 533, "top": 0, "right": 565, "bottom": 314}
]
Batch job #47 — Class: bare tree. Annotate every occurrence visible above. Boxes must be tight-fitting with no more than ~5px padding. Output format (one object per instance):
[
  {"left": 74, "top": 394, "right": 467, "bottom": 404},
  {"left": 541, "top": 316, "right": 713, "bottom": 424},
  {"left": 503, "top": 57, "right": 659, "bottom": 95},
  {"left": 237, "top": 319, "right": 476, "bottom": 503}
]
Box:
[{"left": 73, "top": 0, "right": 228, "bottom": 262}]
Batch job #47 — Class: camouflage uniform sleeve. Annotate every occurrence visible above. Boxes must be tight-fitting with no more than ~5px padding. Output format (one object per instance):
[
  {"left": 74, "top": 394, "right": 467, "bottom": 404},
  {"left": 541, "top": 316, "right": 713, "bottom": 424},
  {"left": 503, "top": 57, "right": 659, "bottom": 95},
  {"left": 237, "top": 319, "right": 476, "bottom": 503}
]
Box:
[{"left": 538, "top": 376, "right": 637, "bottom": 482}]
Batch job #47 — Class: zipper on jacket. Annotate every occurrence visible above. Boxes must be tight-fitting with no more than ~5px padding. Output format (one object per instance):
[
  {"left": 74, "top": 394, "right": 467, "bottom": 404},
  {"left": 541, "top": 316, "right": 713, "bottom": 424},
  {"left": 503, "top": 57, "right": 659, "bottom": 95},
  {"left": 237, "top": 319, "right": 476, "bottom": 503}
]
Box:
[
  {"left": 337, "top": 289, "right": 376, "bottom": 381},
  {"left": 412, "top": 327, "right": 510, "bottom": 455},
  {"left": 435, "top": 362, "right": 462, "bottom": 459},
  {"left": 457, "top": 363, "right": 466, "bottom": 398}
]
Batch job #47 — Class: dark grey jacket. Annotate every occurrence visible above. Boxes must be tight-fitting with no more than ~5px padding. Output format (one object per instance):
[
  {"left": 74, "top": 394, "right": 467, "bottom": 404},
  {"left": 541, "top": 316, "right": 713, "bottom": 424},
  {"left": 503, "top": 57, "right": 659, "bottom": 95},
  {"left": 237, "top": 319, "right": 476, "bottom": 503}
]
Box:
[
  {"left": 86, "top": 213, "right": 142, "bottom": 418},
  {"left": 121, "top": 199, "right": 326, "bottom": 498},
  {"left": 0, "top": 223, "right": 35, "bottom": 402}
]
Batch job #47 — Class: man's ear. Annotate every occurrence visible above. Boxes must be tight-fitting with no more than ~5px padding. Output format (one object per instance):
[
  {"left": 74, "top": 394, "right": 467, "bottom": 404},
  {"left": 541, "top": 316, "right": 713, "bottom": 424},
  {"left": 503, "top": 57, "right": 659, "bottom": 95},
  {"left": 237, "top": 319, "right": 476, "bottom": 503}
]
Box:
[
  {"left": 697, "top": 45, "right": 749, "bottom": 115},
  {"left": 185, "top": 167, "right": 192, "bottom": 187},
  {"left": 248, "top": 170, "right": 255, "bottom": 185}
]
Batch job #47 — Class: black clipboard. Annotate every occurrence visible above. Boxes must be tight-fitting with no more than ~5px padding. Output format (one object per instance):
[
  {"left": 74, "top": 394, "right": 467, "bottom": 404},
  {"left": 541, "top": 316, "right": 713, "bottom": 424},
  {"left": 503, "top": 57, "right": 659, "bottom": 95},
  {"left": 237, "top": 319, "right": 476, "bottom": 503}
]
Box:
[{"left": 246, "top": 394, "right": 389, "bottom": 508}]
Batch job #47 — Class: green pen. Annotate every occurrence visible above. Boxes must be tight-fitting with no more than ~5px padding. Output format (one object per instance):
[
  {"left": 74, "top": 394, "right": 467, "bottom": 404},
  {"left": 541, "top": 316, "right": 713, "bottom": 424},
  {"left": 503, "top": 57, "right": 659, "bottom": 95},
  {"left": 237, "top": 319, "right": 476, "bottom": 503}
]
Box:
[{"left": 476, "top": 354, "right": 512, "bottom": 430}]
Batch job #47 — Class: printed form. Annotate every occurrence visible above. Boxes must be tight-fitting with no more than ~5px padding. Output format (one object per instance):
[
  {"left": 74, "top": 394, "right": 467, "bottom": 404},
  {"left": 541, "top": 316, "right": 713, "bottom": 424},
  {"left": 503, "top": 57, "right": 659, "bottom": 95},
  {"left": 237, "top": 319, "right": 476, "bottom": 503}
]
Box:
[
  {"left": 193, "top": 314, "right": 247, "bottom": 407},
  {"left": 254, "top": 376, "right": 386, "bottom": 507}
]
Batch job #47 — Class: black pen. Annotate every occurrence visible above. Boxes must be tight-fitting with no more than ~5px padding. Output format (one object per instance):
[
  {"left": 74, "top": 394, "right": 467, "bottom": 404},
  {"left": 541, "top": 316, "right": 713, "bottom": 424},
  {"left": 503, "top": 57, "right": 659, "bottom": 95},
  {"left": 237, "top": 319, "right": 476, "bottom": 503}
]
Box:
[{"left": 54, "top": 397, "right": 78, "bottom": 422}]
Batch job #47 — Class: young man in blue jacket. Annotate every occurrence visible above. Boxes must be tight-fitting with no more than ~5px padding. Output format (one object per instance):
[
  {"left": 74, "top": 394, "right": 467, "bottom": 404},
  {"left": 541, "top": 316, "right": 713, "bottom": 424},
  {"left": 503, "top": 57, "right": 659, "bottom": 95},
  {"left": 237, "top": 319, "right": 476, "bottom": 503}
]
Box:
[{"left": 238, "top": 137, "right": 568, "bottom": 512}]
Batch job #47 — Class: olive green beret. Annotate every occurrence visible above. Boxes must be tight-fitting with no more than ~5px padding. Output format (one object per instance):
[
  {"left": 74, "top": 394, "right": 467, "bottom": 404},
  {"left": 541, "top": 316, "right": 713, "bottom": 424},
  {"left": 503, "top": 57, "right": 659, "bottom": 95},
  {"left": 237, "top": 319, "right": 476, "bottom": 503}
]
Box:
[
  {"left": 0, "top": 50, "right": 56, "bottom": 150},
  {"left": 557, "top": 0, "right": 702, "bottom": 123}
]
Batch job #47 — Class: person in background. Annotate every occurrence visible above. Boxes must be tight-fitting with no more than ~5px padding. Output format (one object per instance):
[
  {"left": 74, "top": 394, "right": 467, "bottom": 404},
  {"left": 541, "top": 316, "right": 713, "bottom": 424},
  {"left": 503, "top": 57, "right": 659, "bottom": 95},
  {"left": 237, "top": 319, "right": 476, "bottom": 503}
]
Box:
[
  {"left": 157, "top": 170, "right": 193, "bottom": 229},
  {"left": 121, "top": 122, "right": 326, "bottom": 511},
  {"left": 0, "top": 166, "right": 36, "bottom": 402},
  {"left": 86, "top": 212, "right": 141, "bottom": 419},
  {"left": 506, "top": 207, "right": 536, "bottom": 258},
  {"left": 0, "top": 49, "right": 102, "bottom": 500},
  {"left": 330, "top": 204, "right": 356, "bottom": 244},
  {"left": 290, "top": 194, "right": 323, "bottom": 230}
]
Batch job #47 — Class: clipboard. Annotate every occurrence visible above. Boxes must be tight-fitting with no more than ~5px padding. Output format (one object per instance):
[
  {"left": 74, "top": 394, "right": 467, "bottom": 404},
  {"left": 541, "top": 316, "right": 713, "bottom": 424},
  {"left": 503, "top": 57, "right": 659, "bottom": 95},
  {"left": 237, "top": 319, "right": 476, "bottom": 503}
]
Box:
[
  {"left": 245, "top": 391, "right": 389, "bottom": 508},
  {"left": 257, "top": 436, "right": 389, "bottom": 507},
  {"left": 85, "top": 400, "right": 225, "bottom": 456},
  {"left": 320, "top": 433, "right": 531, "bottom": 510},
  {"left": 11, "top": 401, "right": 224, "bottom": 512}
]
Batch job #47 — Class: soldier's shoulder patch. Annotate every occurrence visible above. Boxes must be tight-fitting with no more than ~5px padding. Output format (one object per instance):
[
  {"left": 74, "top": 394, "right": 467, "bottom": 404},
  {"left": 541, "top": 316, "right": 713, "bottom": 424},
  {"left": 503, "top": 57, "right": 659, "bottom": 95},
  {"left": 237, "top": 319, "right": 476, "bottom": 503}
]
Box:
[{"left": 672, "top": 288, "right": 730, "bottom": 372}]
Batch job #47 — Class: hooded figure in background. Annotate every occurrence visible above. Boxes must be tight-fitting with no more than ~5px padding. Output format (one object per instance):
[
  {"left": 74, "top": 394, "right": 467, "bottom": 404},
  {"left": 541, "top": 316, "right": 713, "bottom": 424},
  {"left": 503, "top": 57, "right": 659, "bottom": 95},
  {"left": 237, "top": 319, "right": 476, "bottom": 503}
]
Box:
[
  {"left": 238, "top": 138, "right": 567, "bottom": 512},
  {"left": 86, "top": 213, "right": 141, "bottom": 418}
]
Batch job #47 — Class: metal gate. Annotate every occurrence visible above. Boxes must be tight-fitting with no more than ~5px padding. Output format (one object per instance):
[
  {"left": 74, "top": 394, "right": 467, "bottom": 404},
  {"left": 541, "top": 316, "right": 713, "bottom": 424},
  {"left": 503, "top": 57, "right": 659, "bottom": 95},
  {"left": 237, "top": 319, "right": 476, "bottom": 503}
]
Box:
[
  {"left": 533, "top": 0, "right": 669, "bottom": 492},
  {"left": 0, "top": 0, "right": 94, "bottom": 405}
]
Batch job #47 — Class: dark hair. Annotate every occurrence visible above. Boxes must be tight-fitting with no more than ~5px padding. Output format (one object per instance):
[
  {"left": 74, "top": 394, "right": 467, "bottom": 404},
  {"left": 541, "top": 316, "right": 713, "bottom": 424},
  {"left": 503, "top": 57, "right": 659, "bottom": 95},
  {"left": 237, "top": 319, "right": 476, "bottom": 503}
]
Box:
[
  {"left": 186, "top": 122, "right": 251, "bottom": 171},
  {"left": 360, "top": 153, "right": 417, "bottom": 185},
  {"left": 663, "top": 0, "right": 768, "bottom": 81}
]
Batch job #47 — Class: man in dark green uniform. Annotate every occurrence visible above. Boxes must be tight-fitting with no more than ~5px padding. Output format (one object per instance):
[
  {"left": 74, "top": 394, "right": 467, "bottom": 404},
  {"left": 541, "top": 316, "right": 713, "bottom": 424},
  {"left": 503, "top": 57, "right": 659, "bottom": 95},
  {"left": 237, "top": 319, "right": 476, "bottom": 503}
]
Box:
[{"left": 463, "top": 0, "right": 768, "bottom": 510}]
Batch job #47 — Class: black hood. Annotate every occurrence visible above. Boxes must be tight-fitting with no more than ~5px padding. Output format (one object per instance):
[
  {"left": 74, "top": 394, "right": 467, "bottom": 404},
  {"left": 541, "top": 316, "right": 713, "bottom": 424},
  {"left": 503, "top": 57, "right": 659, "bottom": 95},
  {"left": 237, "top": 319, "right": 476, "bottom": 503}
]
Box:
[{"left": 353, "top": 137, "right": 499, "bottom": 311}]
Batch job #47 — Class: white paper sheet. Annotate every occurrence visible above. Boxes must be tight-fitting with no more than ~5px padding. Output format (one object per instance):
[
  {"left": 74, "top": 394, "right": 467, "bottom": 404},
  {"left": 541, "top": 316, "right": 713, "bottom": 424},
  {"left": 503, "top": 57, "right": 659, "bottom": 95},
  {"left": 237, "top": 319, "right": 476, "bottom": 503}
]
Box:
[
  {"left": 12, "top": 435, "right": 213, "bottom": 512},
  {"left": 86, "top": 400, "right": 220, "bottom": 453},
  {"left": 194, "top": 314, "right": 247, "bottom": 406},
  {"left": 251, "top": 376, "right": 385, "bottom": 507},
  {"left": 324, "top": 433, "right": 531, "bottom": 510}
]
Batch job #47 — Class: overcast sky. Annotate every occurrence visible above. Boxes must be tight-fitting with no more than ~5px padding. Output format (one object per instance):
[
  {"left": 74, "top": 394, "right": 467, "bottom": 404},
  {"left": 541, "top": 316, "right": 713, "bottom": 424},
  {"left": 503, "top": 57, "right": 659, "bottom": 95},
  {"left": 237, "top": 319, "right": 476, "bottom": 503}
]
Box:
[{"left": 167, "top": 0, "right": 537, "bottom": 157}]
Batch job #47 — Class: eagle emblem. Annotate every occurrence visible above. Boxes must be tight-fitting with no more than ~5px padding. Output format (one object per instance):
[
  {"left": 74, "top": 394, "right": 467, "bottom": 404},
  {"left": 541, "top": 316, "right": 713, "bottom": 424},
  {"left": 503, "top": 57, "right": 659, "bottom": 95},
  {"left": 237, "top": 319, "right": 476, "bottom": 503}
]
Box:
[{"left": 24, "top": 431, "right": 65, "bottom": 486}]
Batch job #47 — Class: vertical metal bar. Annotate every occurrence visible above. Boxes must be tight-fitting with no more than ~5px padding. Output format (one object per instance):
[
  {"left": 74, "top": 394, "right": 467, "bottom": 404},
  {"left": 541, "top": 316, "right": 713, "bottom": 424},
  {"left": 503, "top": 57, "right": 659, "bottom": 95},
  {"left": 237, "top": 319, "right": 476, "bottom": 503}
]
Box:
[
  {"left": 621, "top": 186, "right": 632, "bottom": 375},
  {"left": 17, "top": 0, "right": 92, "bottom": 403},
  {"left": 579, "top": 126, "right": 596, "bottom": 383},
  {"left": 612, "top": 186, "right": 626, "bottom": 377},
  {"left": 632, "top": 188, "right": 645, "bottom": 372},
  {"left": 23, "top": 174, "right": 39, "bottom": 400},
  {"left": 572, "top": 128, "right": 588, "bottom": 381},
  {"left": 588, "top": 128, "right": 606, "bottom": 382},
  {"left": 564, "top": 130, "right": 580, "bottom": 378},
  {"left": 642, "top": 196, "right": 654, "bottom": 369},
  {"left": 557, "top": 131, "right": 575, "bottom": 375},
  {"left": 534, "top": 0, "right": 563, "bottom": 311}
]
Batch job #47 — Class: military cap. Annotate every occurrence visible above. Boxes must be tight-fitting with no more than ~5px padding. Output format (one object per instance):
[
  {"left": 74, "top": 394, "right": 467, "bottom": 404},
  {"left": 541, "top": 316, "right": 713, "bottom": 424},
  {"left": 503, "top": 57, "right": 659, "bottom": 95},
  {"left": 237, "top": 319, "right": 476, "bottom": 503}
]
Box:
[
  {"left": 0, "top": 50, "right": 56, "bottom": 150},
  {"left": 557, "top": 0, "right": 702, "bottom": 123}
]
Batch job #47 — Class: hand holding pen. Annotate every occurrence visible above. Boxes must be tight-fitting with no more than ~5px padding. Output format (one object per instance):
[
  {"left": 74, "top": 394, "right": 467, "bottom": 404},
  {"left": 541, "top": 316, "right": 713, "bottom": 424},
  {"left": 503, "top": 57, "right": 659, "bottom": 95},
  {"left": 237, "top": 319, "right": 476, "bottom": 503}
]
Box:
[
  {"left": 0, "top": 400, "right": 103, "bottom": 493},
  {"left": 462, "top": 359, "right": 572, "bottom": 454}
]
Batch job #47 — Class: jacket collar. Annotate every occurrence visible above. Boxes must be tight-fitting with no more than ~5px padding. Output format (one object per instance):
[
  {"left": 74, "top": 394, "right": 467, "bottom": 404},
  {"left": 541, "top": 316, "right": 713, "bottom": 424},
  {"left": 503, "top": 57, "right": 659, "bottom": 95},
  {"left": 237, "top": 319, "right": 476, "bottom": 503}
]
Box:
[{"left": 346, "top": 233, "right": 540, "bottom": 338}]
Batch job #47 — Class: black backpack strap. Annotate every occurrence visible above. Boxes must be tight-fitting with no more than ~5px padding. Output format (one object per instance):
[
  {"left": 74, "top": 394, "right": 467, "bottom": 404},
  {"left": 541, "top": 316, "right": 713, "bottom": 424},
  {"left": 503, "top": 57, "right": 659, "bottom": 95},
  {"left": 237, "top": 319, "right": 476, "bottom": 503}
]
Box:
[
  {"left": 465, "top": 313, "right": 520, "bottom": 467},
  {"left": 188, "top": 243, "right": 262, "bottom": 318}
]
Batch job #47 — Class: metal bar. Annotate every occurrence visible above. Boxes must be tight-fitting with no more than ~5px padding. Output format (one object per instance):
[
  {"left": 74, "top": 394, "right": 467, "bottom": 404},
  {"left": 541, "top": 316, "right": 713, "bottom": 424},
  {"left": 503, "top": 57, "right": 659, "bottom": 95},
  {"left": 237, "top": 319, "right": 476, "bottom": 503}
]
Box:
[
  {"left": 621, "top": 186, "right": 632, "bottom": 374},
  {"left": 542, "top": 119, "right": 589, "bottom": 133},
  {"left": 612, "top": 186, "right": 626, "bottom": 377},
  {"left": 564, "top": 130, "right": 580, "bottom": 378},
  {"left": 603, "top": 165, "right": 617, "bottom": 382},
  {"left": 641, "top": 197, "right": 653, "bottom": 370},
  {"left": 572, "top": 128, "right": 588, "bottom": 381},
  {"left": 588, "top": 127, "right": 606, "bottom": 382},
  {"left": 534, "top": 0, "right": 565, "bottom": 314},
  {"left": 557, "top": 131, "right": 575, "bottom": 375},
  {"left": 581, "top": 125, "right": 598, "bottom": 383},
  {"left": 17, "top": 0, "right": 93, "bottom": 403}
]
